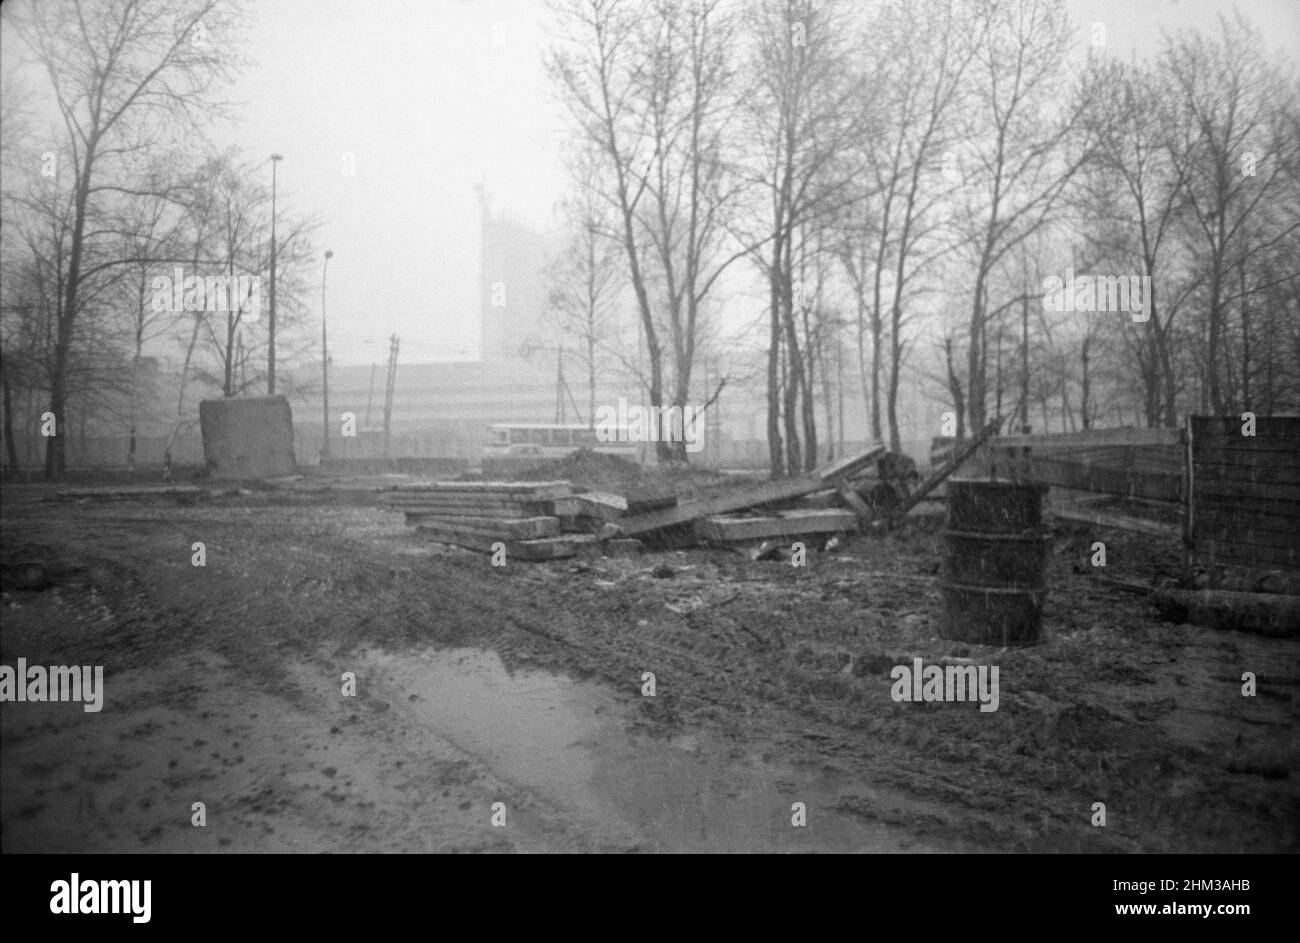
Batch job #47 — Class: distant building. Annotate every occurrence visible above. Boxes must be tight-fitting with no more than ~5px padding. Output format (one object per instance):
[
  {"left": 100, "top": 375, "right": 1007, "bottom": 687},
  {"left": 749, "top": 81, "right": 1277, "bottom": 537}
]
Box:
[{"left": 476, "top": 184, "right": 552, "bottom": 363}]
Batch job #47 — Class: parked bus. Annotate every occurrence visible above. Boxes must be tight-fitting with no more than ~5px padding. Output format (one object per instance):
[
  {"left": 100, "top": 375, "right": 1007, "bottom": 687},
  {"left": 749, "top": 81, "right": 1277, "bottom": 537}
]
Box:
[{"left": 481, "top": 423, "right": 640, "bottom": 462}]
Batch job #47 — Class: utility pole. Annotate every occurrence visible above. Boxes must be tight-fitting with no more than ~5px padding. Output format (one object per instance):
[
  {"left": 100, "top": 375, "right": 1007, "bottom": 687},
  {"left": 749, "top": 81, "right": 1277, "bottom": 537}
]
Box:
[
  {"left": 268, "top": 153, "right": 283, "bottom": 395},
  {"left": 1021, "top": 289, "right": 1031, "bottom": 434},
  {"left": 321, "top": 250, "right": 333, "bottom": 459},
  {"left": 555, "top": 345, "right": 564, "bottom": 424},
  {"left": 383, "top": 334, "right": 399, "bottom": 459},
  {"left": 708, "top": 357, "right": 723, "bottom": 467},
  {"left": 365, "top": 361, "right": 377, "bottom": 428}
]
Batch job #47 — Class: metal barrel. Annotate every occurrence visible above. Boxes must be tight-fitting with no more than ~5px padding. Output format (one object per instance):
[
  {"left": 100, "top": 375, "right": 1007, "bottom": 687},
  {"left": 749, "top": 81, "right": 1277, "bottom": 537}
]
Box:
[{"left": 940, "top": 478, "right": 1050, "bottom": 646}]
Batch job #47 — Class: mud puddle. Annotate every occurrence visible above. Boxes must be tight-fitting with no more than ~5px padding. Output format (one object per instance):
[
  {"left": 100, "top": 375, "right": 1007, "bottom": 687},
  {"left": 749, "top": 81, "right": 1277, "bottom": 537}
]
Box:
[{"left": 345, "top": 644, "right": 969, "bottom": 852}]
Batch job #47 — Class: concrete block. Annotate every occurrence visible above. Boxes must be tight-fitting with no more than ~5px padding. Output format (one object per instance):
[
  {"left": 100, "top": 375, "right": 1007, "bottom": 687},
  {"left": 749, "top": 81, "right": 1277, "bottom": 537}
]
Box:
[{"left": 199, "top": 396, "right": 297, "bottom": 480}]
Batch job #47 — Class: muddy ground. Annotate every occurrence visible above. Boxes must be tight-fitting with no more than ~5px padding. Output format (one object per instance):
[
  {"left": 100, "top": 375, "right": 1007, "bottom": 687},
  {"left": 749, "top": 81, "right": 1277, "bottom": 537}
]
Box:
[{"left": 1, "top": 480, "right": 1296, "bottom": 853}]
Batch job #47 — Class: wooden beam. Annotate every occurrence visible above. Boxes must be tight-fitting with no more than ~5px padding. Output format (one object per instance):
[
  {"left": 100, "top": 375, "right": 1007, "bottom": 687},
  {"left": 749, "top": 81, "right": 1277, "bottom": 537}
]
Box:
[
  {"left": 991, "top": 426, "right": 1182, "bottom": 450},
  {"left": 836, "top": 481, "right": 874, "bottom": 523},
  {"left": 891, "top": 418, "right": 1001, "bottom": 522},
  {"left": 619, "top": 443, "right": 885, "bottom": 536},
  {"left": 1018, "top": 457, "right": 1182, "bottom": 502}
]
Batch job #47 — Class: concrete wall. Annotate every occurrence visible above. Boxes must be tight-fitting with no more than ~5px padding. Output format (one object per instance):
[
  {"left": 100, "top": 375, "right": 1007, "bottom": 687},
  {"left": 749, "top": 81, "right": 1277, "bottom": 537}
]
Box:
[{"left": 199, "top": 396, "right": 297, "bottom": 480}]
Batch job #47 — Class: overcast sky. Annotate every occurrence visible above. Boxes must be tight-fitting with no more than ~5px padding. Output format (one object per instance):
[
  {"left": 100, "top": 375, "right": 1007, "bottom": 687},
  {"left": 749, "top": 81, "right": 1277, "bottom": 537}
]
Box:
[{"left": 8, "top": 0, "right": 1300, "bottom": 366}]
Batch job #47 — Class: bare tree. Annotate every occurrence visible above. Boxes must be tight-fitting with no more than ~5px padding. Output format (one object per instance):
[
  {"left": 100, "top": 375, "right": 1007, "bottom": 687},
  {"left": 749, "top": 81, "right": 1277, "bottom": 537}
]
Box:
[
  {"left": 738, "top": 0, "right": 865, "bottom": 475},
  {"left": 956, "top": 0, "right": 1089, "bottom": 434},
  {"left": 545, "top": 154, "right": 625, "bottom": 426},
  {"left": 838, "top": 0, "right": 973, "bottom": 452},
  {"left": 548, "top": 0, "right": 746, "bottom": 462},
  {"left": 1165, "top": 12, "right": 1300, "bottom": 413},
  {"left": 10, "top": 0, "right": 239, "bottom": 478}
]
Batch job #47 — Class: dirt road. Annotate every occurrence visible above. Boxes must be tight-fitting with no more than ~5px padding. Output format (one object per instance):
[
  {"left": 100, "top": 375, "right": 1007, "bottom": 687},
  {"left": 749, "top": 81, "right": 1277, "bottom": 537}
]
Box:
[{"left": 2, "top": 487, "right": 1296, "bottom": 852}]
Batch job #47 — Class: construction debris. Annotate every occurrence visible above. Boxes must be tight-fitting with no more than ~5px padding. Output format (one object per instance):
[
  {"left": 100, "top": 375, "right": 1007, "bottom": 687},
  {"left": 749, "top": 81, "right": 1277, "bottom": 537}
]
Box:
[
  {"left": 619, "top": 443, "right": 886, "bottom": 538},
  {"left": 695, "top": 509, "right": 858, "bottom": 543},
  {"left": 383, "top": 439, "right": 1006, "bottom": 559},
  {"left": 889, "top": 419, "right": 1002, "bottom": 524},
  {"left": 388, "top": 481, "right": 595, "bottom": 559}
]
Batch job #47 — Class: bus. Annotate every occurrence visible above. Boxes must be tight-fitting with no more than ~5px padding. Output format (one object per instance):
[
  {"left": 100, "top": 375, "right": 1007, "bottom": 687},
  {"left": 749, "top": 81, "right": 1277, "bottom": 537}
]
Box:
[{"left": 481, "top": 423, "right": 641, "bottom": 462}]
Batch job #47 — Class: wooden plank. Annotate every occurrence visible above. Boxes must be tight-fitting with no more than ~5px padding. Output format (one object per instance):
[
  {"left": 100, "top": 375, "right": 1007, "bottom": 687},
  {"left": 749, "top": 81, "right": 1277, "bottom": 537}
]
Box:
[
  {"left": 1195, "top": 448, "right": 1300, "bottom": 467},
  {"left": 781, "top": 488, "right": 844, "bottom": 510},
  {"left": 390, "top": 480, "right": 572, "bottom": 496},
  {"left": 1193, "top": 467, "right": 1300, "bottom": 489},
  {"left": 1190, "top": 489, "right": 1300, "bottom": 517},
  {"left": 1193, "top": 521, "right": 1300, "bottom": 548},
  {"left": 695, "top": 509, "right": 858, "bottom": 542},
  {"left": 836, "top": 481, "right": 874, "bottom": 523},
  {"left": 1191, "top": 416, "right": 1300, "bottom": 438},
  {"left": 1195, "top": 507, "right": 1299, "bottom": 534},
  {"left": 1193, "top": 442, "right": 1300, "bottom": 460},
  {"left": 991, "top": 427, "right": 1182, "bottom": 450},
  {"left": 818, "top": 444, "right": 889, "bottom": 480},
  {"left": 574, "top": 492, "right": 627, "bottom": 521},
  {"left": 620, "top": 443, "right": 885, "bottom": 536},
  {"left": 1192, "top": 478, "right": 1300, "bottom": 501},
  {"left": 384, "top": 491, "right": 553, "bottom": 505},
  {"left": 893, "top": 420, "right": 1002, "bottom": 521},
  {"left": 1195, "top": 493, "right": 1300, "bottom": 519},
  {"left": 385, "top": 490, "right": 559, "bottom": 505},
  {"left": 1051, "top": 506, "right": 1180, "bottom": 539},
  {"left": 403, "top": 514, "right": 560, "bottom": 538},
  {"left": 1012, "top": 456, "right": 1182, "bottom": 502},
  {"left": 1192, "top": 537, "right": 1300, "bottom": 571},
  {"left": 1192, "top": 461, "right": 1300, "bottom": 484},
  {"left": 625, "top": 493, "right": 677, "bottom": 515}
]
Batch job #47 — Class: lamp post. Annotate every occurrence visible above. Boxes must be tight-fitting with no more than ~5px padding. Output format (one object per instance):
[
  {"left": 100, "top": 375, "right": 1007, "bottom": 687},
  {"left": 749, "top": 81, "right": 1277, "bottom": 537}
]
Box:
[
  {"left": 321, "top": 250, "right": 333, "bottom": 460},
  {"left": 268, "top": 153, "right": 283, "bottom": 395}
]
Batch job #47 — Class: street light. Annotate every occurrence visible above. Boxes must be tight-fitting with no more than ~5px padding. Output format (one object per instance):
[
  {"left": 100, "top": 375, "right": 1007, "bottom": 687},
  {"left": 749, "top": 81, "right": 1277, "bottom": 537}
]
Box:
[
  {"left": 268, "top": 153, "right": 283, "bottom": 395},
  {"left": 321, "top": 250, "right": 333, "bottom": 460}
]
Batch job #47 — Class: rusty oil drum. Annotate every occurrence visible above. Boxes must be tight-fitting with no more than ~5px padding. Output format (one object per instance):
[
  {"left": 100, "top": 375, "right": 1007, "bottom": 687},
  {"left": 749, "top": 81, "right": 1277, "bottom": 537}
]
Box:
[{"left": 940, "top": 478, "right": 1050, "bottom": 646}]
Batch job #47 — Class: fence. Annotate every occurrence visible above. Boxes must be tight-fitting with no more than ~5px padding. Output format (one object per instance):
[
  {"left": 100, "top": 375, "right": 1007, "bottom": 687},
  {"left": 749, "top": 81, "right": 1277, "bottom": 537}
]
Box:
[
  {"left": 933, "top": 427, "right": 1183, "bottom": 502},
  {"left": 1186, "top": 415, "right": 1300, "bottom": 574}
]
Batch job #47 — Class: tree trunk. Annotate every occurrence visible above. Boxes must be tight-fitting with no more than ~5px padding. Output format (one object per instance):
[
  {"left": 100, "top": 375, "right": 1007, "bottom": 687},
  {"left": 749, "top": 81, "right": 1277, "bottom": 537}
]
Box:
[{"left": 767, "top": 238, "right": 784, "bottom": 477}]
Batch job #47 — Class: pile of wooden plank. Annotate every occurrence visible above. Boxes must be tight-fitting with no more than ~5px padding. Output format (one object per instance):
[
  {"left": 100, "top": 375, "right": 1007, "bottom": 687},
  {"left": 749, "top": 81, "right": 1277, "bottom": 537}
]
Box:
[
  {"left": 618, "top": 444, "right": 889, "bottom": 546},
  {"left": 386, "top": 439, "right": 992, "bottom": 560},
  {"left": 385, "top": 481, "right": 625, "bottom": 561}
]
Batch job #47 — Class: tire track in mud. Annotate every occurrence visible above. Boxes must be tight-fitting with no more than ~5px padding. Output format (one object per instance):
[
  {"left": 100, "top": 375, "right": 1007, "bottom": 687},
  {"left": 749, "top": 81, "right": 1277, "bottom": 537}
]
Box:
[{"left": 4, "top": 496, "right": 1296, "bottom": 852}]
